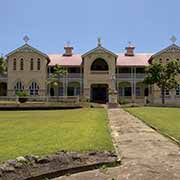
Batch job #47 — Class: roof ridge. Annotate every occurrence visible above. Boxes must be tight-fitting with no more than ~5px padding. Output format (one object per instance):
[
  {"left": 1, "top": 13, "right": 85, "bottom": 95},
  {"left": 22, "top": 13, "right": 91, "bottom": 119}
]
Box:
[{"left": 48, "top": 53, "right": 153, "bottom": 56}]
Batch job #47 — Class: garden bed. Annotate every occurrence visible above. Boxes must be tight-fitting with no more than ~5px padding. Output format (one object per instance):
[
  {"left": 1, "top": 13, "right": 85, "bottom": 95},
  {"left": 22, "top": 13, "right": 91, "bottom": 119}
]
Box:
[
  {"left": 0, "top": 104, "right": 82, "bottom": 110},
  {"left": 0, "top": 151, "right": 119, "bottom": 180}
]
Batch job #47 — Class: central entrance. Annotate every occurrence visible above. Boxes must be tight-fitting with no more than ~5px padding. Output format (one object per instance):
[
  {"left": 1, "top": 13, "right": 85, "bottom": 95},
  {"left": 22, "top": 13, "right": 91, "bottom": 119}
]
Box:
[{"left": 91, "top": 84, "right": 108, "bottom": 103}]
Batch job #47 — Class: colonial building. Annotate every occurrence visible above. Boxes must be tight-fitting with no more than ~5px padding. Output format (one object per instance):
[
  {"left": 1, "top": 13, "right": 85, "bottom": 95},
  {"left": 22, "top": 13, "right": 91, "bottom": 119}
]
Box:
[{"left": 1, "top": 37, "right": 180, "bottom": 104}]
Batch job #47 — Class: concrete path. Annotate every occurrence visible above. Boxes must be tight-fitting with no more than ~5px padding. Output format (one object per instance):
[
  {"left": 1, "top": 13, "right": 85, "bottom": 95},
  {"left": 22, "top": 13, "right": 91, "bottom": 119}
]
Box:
[{"left": 53, "top": 108, "right": 180, "bottom": 180}]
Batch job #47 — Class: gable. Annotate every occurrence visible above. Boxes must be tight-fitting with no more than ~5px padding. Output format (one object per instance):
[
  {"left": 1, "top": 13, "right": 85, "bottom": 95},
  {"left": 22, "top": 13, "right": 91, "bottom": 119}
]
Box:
[
  {"left": 6, "top": 44, "right": 50, "bottom": 62},
  {"left": 82, "top": 46, "right": 118, "bottom": 58},
  {"left": 149, "top": 44, "right": 180, "bottom": 63},
  {"left": 151, "top": 44, "right": 180, "bottom": 57}
]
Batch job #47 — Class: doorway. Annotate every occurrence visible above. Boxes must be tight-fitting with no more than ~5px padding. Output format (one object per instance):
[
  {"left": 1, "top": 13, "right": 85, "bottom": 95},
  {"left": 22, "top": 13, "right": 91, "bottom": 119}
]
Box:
[{"left": 91, "top": 84, "right": 108, "bottom": 103}]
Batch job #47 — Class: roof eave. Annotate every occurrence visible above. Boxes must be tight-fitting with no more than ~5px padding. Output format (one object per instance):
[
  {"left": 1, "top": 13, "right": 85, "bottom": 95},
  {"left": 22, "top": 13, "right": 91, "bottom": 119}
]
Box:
[
  {"left": 6, "top": 44, "right": 49, "bottom": 60},
  {"left": 150, "top": 44, "right": 180, "bottom": 59},
  {"left": 49, "top": 64, "right": 81, "bottom": 67},
  {"left": 82, "top": 46, "right": 118, "bottom": 58}
]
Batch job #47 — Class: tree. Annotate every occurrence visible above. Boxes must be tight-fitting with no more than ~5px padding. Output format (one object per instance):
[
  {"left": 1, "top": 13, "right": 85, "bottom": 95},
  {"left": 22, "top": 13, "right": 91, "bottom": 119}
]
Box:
[
  {"left": 144, "top": 60, "right": 180, "bottom": 104},
  {"left": 53, "top": 64, "right": 67, "bottom": 79},
  {"left": 47, "top": 65, "right": 68, "bottom": 96},
  {"left": 0, "top": 56, "right": 6, "bottom": 74}
]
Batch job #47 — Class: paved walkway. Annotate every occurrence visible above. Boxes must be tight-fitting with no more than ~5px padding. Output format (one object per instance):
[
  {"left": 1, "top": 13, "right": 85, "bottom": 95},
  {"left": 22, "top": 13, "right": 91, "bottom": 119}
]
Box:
[{"left": 54, "top": 108, "right": 180, "bottom": 180}]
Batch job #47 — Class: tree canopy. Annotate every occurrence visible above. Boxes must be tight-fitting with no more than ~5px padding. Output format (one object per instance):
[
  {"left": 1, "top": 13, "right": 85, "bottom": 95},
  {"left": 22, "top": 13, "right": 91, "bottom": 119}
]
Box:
[
  {"left": 49, "top": 64, "right": 68, "bottom": 87},
  {"left": 144, "top": 60, "right": 180, "bottom": 104},
  {"left": 53, "top": 64, "right": 67, "bottom": 77}
]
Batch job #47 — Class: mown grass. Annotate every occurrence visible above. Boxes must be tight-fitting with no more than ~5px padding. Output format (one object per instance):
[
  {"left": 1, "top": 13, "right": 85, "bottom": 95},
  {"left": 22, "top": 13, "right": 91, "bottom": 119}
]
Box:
[
  {"left": 0, "top": 108, "right": 113, "bottom": 161},
  {"left": 126, "top": 107, "right": 180, "bottom": 141}
]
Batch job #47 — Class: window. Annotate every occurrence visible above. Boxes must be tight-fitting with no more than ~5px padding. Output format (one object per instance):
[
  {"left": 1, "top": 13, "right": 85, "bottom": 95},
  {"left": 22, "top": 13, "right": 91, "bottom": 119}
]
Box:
[
  {"left": 124, "top": 87, "right": 131, "bottom": 96},
  {"left": 67, "top": 87, "right": 80, "bottom": 96},
  {"left": 136, "top": 87, "right": 141, "bottom": 96},
  {"left": 136, "top": 68, "right": 145, "bottom": 73},
  {"left": 68, "top": 67, "right": 80, "bottom": 73},
  {"left": 119, "top": 68, "right": 131, "bottom": 73},
  {"left": 161, "top": 89, "right": 169, "bottom": 96},
  {"left": 118, "top": 88, "right": 123, "bottom": 96},
  {"left": 13, "top": 58, "right": 16, "bottom": 70},
  {"left": 14, "top": 81, "right": 24, "bottom": 94},
  {"left": 165, "top": 89, "right": 169, "bottom": 95},
  {"left": 29, "top": 81, "right": 39, "bottom": 95},
  {"left": 30, "top": 58, "right": 33, "bottom": 70},
  {"left": 166, "top": 58, "right": 169, "bottom": 62},
  {"left": 159, "top": 58, "right": 162, "bottom": 63},
  {"left": 75, "top": 87, "right": 80, "bottom": 95},
  {"left": 177, "top": 58, "right": 179, "bottom": 61},
  {"left": 37, "top": 58, "right": 40, "bottom": 70},
  {"left": 91, "top": 58, "right": 109, "bottom": 71},
  {"left": 67, "top": 87, "right": 74, "bottom": 96},
  {"left": 20, "top": 58, "right": 24, "bottom": 70},
  {"left": 176, "top": 85, "right": 180, "bottom": 96},
  {"left": 58, "top": 87, "right": 64, "bottom": 96}
]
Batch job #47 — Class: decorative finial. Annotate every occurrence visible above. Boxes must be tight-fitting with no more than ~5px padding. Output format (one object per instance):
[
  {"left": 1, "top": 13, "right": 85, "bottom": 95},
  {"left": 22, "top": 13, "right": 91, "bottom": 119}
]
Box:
[
  {"left": 23, "top": 35, "right": 30, "bottom": 44},
  {"left": 170, "top": 35, "right": 177, "bottom": 44},
  {"left": 66, "top": 41, "right": 71, "bottom": 47},
  {"left": 128, "top": 41, "right": 135, "bottom": 47},
  {"left": 97, "top": 37, "right": 102, "bottom": 47},
  {"left": 128, "top": 41, "right": 132, "bottom": 47}
]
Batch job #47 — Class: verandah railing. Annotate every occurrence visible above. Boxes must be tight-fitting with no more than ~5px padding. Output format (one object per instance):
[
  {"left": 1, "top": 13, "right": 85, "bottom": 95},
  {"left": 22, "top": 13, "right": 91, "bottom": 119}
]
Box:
[
  {"left": 116, "top": 73, "right": 146, "bottom": 79},
  {"left": 0, "top": 96, "right": 80, "bottom": 104},
  {"left": 48, "top": 73, "right": 82, "bottom": 79}
]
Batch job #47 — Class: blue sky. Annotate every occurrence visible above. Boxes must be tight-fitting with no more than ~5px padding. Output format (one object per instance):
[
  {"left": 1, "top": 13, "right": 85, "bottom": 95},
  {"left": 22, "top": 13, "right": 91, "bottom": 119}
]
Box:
[{"left": 0, "top": 0, "right": 180, "bottom": 55}]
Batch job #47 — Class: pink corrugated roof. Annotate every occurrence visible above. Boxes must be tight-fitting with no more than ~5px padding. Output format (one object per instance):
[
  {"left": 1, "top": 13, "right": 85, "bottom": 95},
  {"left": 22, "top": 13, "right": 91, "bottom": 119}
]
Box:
[
  {"left": 117, "top": 53, "right": 153, "bottom": 66},
  {"left": 48, "top": 53, "right": 153, "bottom": 66},
  {"left": 48, "top": 54, "right": 82, "bottom": 66}
]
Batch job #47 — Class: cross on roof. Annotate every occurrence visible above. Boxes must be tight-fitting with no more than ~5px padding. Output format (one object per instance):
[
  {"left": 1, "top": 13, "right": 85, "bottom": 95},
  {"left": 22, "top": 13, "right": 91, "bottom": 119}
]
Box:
[
  {"left": 170, "top": 35, "right": 177, "bottom": 44},
  {"left": 97, "top": 37, "right": 102, "bottom": 47},
  {"left": 23, "top": 35, "right": 30, "bottom": 44}
]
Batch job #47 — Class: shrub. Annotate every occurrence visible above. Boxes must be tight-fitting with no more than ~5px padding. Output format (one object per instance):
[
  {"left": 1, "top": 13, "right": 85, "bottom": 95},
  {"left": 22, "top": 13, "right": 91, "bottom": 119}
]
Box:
[
  {"left": 16, "top": 91, "right": 28, "bottom": 103},
  {"left": 118, "top": 99, "right": 128, "bottom": 105}
]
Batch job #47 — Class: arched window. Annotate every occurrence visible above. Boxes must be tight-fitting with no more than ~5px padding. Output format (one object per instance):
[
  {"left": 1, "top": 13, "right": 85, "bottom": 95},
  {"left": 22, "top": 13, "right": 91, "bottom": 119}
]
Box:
[
  {"left": 29, "top": 81, "right": 39, "bottom": 95},
  {"left": 91, "top": 58, "right": 109, "bottom": 71},
  {"left": 13, "top": 58, "right": 16, "bottom": 70},
  {"left": 20, "top": 58, "right": 24, "bottom": 70},
  {"left": 14, "top": 81, "right": 24, "bottom": 93},
  {"left": 37, "top": 58, "right": 40, "bottom": 70},
  {"left": 30, "top": 58, "right": 33, "bottom": 70}
]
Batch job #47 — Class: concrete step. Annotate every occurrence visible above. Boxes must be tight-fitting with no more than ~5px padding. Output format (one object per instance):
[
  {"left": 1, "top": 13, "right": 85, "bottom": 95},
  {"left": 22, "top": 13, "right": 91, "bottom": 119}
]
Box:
[{"left": 107, "top": 103, "right": 120, "bottom": 109}]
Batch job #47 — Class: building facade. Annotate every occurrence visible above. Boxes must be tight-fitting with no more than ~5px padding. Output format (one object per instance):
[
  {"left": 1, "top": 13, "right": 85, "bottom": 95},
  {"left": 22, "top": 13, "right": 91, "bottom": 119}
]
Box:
[{"left": 1, "top": 38, "right": 180, "bottom": 104}]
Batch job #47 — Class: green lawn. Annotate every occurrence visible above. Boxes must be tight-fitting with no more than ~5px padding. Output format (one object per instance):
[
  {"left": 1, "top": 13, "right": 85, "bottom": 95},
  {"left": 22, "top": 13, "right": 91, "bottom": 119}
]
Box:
[
  {"left": 126, "top": 107, "right": 180, "bottom": 141},
  {"left": 0, "top": 108, "right": 113, "bottom": 161}
]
